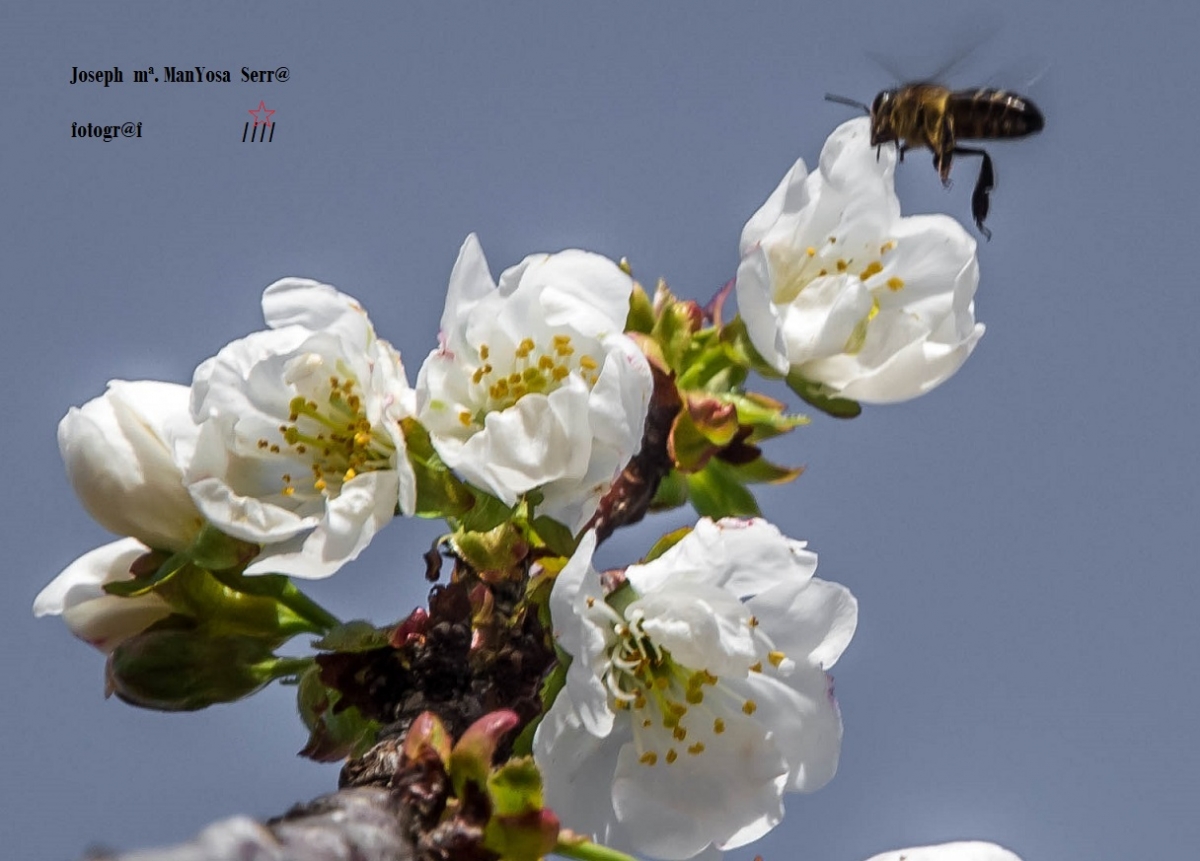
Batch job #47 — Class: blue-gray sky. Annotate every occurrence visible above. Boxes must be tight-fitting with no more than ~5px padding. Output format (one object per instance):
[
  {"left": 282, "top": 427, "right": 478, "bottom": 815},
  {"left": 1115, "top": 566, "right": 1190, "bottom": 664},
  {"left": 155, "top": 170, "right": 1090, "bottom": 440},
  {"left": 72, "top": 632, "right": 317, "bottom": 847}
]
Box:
[{"left": 3, "top": 2, "right": 1197, "bottom": 859}]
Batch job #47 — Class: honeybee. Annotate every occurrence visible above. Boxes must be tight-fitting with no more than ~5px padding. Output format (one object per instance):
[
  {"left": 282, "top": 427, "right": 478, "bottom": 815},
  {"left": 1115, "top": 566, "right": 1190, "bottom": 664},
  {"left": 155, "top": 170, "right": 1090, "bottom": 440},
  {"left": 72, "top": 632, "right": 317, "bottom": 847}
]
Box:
[{"left": 827, "top": 84, "right": 1044, "bottom": 239}]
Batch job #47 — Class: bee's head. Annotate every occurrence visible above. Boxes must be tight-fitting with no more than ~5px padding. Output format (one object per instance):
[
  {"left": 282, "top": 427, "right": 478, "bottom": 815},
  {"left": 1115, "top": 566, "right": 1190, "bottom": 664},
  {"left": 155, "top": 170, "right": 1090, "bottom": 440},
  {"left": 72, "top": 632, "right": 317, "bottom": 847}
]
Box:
[{"left": 869, "top": 90, "right": 897, "bottom": 146}]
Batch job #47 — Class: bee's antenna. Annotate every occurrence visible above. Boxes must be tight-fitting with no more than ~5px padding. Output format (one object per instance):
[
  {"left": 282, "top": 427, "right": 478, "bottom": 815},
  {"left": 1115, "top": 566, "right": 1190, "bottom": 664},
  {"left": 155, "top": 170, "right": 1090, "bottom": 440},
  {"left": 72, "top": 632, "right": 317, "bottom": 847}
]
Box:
[{"left": 825, "top": 93, "right": 872, "bottom": 114}]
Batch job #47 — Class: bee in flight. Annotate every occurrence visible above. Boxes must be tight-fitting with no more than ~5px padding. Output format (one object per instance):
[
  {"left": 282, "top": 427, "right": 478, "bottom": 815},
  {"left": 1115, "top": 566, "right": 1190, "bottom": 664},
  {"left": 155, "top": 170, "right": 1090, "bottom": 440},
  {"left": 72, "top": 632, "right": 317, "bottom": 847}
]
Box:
[{"left": 827, "top": 84, "right": 1044, "bottom": 240}]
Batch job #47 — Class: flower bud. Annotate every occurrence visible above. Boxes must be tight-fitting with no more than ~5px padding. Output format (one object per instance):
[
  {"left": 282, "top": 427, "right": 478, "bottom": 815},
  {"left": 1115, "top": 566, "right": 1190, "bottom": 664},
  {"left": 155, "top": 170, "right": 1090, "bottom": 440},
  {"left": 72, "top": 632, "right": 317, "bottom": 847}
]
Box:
[
  {"left": 33, "top": 538, "right": 172, "bottom": 652},
  {"left": 60, "top": 380, "right": 202, "bottom": 551},
  {"left": 106, "top": 628, "right": 286, "bottom": 711}
]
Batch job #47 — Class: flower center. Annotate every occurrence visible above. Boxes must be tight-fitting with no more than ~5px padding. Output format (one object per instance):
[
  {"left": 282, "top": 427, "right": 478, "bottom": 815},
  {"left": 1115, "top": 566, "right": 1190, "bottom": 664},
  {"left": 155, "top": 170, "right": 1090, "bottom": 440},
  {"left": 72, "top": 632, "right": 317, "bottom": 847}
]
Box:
[
  {"left": 769, "top": 236, "right": 905, "bottom": 306},
  {"left": 257, "top": 371, "right": 396, "bottom": 500},
  {"left": 591, "top": 600, "right": 787, "bottom": 767},
  {"left": 457, "top": 335, "right": 601, "bottom": 428}
]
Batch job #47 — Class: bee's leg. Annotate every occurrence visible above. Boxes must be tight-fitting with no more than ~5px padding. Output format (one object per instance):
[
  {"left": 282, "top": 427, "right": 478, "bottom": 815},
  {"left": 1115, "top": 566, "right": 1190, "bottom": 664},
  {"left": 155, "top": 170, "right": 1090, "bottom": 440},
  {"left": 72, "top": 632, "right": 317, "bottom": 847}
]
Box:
[
  {"left": 952, "top": 146, "right": 995, "bottom": 240},
  {"left": 934, "top": 148, "right": 954, "bottom": 187},
  {"left": 897, "top": 144, "right": 910, "bottom": 163}
]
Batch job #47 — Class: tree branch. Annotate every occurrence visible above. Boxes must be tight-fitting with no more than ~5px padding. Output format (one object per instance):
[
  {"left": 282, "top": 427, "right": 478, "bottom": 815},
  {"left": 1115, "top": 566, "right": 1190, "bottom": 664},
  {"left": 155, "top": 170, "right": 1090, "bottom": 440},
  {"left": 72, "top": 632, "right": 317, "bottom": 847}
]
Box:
[{"left": 85, "top": 788, "right": 413, "bottom": 861}]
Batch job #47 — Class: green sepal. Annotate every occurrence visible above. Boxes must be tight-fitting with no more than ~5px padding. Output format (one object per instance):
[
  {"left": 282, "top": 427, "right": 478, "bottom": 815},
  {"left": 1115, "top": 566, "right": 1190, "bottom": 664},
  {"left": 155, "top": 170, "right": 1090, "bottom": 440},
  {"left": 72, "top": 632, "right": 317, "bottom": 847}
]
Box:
[
  {"left": 685, "top": 458, "right": 762, "bottom": 519},
  {"left": 186, "top": 523, "right": 259, "bottom": 571},
  {"left": 785, "top": 370, "right": 862, "bottom": 419},
  {"left": 103, "top": 551, "right": 189, "bottom": 597},
  {"left": 296, "top": 664, "right": 380, "bottom": 762},
  {"left": 400, "top": 417, "right": 475, "bottom": 518}
]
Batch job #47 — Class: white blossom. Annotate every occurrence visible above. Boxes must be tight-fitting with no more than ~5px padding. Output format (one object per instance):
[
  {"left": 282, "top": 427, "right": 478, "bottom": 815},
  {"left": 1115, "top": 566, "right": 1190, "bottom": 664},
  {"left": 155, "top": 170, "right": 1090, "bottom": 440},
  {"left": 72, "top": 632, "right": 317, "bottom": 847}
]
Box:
[
  {"left": 33, "top": 538, "right": 171, "bottom": 652},
  {"left": 416, "top": 234, "right": 653, "bottom": 531},
  {"left": 59, "top": 381, "right": 203, "bottom": 552},
  {"left": 183, "top": 278, "right": 417, "bottom": 579},
  {"left": 864, "top": 842, "right": 1023, "bottom": 861},
  {"left": 737, "top": 117, "right": 984, "bottom": 403},
  {"left": 534, "top": 518, "right": 857, "bottom": 859}
]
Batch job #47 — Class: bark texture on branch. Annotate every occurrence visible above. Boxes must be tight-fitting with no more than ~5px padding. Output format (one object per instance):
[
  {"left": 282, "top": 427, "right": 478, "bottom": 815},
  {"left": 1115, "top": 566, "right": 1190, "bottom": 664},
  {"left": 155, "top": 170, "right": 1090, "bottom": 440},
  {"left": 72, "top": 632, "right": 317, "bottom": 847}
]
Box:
[{"left": 85, "top": 788, "right": 413, "bottom": 861}]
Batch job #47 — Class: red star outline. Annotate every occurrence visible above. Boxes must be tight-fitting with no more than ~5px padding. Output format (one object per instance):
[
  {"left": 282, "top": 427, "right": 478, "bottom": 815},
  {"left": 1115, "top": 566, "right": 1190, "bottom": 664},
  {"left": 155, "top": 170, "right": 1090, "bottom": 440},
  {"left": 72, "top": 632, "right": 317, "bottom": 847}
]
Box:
[{"left": 248, "top": 100, "right": 275, "bottom": 126}]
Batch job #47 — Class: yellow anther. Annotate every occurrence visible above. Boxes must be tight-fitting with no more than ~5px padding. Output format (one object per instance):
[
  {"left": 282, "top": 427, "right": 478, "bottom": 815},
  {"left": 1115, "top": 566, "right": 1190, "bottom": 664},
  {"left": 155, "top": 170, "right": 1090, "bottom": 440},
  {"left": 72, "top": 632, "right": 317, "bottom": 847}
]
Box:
[
  {"left": 479, "top": 344, "right": 490, "bottom": 360},
  {"left": 344, "top": 467, "right": 357, "bottom": 481},
  {"left": 555, "top": 343, "right": 575, "bottom": 357},
  {"left": 887, "top": 276, "right": 905, "bottom": 291},
  {"left": 748, "top": 616, "right": 759, "bottom": 628},
  {"left": 515, "top": 337, "right": 535, "bottom": 358},
  {"left": 673, "top": 726, "right": 687, "bottom": 741},
  {"left": 687, "top": 743, "right": 705, "bottom": 756},
  {"left": 881, "top": 240, "right": 897, "bottom": 253},
  {"left": 655, "top": 677, "right": 669, "bottom": 690},
  {"left": 258, "top": 439, "right": 269, "bottom": 449},
  {"left": 665, "top": 749, "right": 678, "bottom": 764},
  {"left": 551, "top": 365, "right": 570, "bottom": 381},
  {"left": 643, "top": 718, "right": 653, "bottom": 728},
  {"left": 749, "top": 661, "right": 763, "bottom": 673},
  {"left": 580, "top": 355, "right": 598, "bottom": 371},
  {"left": 640, "top": 751, "right": 658, "bottom": 766},
  {"left": 508, "top": 372, "right": 522, "bottom": 385},
  {"left": 859, "top": 261, "right": 883, "bottom": 280},
  {"left": 459, "top": 411, "right": 473, "bottom": 426},
  {"left": 538, "top": 355, "right": 556, "bottom": 370},
  {"left": 314, "top": 479, "right": 327, "bottom": 491},
  {"left": 685, "top": 688, "right": 704, "bottom": 704},
  {"left": 806, "top": 246, "right": 817, "bottom": 257},
  {"left": 742, "top": 700, "right": 758, "bottom": 715},
  {"left": 768, "top": 651, "right": 786, "bottom": 668},
  {"left": 836, "top": 259, "right": 849, "bottom": 272},
  {"left": 586, "top": 596, "right": 595, "bottom": 608},
  {"left": 817, "top": 268, "right": 828, "bottom": 277},
  {"left": 634, "top": 695, "right": 647, "bottom": 710},
  {"left": 553, "top": 334, "right": 571, "bottom": 347},
  {"left": 713, "top": 718, "right": 726, "bottom": 734},
  {"left": 281, "top": 486, "right": 295, "bottom": 497},
  {"left": 269, "top": 444, "right": 281, "bottom": 454},
  {"left": 472, "top": 367, "right": 486, "bottom": 384},
  {"left": 522, "top": 367, "right": 541, "bottom": 383}
]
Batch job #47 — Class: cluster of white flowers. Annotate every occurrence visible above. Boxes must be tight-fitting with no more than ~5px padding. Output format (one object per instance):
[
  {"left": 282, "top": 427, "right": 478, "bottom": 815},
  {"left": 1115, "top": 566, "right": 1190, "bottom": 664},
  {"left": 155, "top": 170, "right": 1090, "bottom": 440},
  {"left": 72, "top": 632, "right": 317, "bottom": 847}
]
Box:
[{"left": 37, "top": 120, "right": 1017, "bottom": 861}]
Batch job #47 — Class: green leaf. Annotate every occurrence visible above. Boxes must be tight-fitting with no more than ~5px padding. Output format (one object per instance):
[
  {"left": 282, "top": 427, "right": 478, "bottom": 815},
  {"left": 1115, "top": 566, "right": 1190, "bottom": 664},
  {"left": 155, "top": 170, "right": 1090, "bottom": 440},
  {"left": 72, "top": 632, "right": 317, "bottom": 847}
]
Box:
[
  {"left": 727, "top": 455, "right": 803, "bottom": 486},
  {"left": 686, "top": 459, "right": 761, "bottom": 519},
  {"left": 649, "top": 469, "right": 689, "bottom": 511},
  {"left": 312, "top": 620, "right": 392, "bottom": 653},
  {"left": 488, "top": 757, "right": 544, "bottom": 815},
  {"left": 530, "top": 515, "right": 579, "bottom": 557},
  {"left": 296, "top": 665, "right": 380, "bottom": 762},
  {"left": 457, "top": 489, "right": 517, "bottom": 533},
  {"left": 641, "top": 526, "right": 693, "bottom": 563},
  {"left": 625, "top": 281, "right": 655, "bottom": 334}
]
